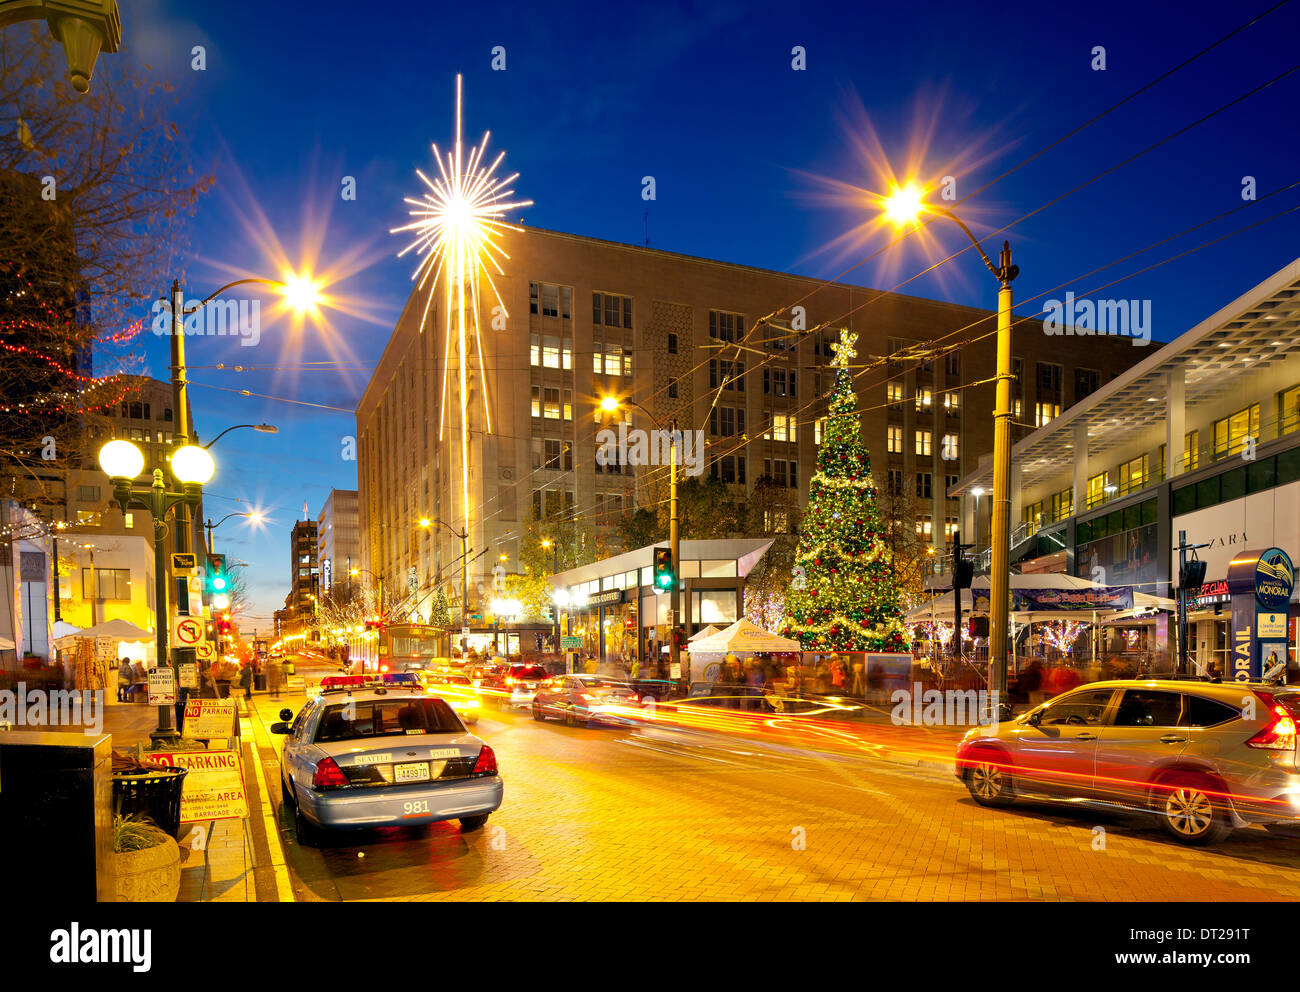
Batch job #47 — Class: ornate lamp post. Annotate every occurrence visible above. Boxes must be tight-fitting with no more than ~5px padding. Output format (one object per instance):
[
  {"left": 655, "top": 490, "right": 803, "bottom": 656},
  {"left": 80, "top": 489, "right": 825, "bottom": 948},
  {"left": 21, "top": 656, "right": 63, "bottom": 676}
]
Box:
[
  {"left": 99, "top": 437, "right": 213, "bottom": 745},
  {"left": 0, "top": 0, "right": 122, "bottom": 93}
]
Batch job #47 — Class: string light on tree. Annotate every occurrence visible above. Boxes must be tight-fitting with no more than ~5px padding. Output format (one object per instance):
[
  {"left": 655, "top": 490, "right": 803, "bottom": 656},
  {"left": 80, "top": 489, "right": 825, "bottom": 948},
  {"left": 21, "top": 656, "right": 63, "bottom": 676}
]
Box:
[{"left": 780, "top": 329, "right": 909, "bottom": 652}]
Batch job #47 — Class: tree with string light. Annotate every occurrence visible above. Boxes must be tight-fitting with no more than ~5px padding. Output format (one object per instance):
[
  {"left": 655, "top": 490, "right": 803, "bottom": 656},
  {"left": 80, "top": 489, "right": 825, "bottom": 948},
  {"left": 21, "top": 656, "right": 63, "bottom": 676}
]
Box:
[{"left": 779, "top": 330, "right": 910, "bottom": 652}]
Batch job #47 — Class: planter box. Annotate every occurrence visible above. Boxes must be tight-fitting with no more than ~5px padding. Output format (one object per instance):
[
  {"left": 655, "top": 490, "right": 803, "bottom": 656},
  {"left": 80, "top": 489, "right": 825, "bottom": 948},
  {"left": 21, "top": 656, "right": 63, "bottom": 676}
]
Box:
[{"left": 114, "top": 837, "right": 180, "bottom": 902}]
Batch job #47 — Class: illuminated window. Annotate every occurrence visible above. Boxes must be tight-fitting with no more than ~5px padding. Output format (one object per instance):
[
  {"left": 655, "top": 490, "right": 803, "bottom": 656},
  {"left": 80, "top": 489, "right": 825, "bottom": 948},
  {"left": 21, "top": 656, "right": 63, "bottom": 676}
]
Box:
[
  {"left": 1086, "top": 472, "right": 1110, "bottom": 509},
  {"left": 1035, "top": 402, "right": 1061, "bottom": 427},
  {"left": 530, "top": 387, "right": 541, "bottom": 418},
  {"left": 915, "top": 430, "right": 931, "bottom": 456},
  {"left": 1281, "top": 384, "right": 1300, "bottom": 436},
  {"left": 1117, "top": 453, "right": 1149, "bottom": 495},
  {"left": 887, "top": 382, "right": 903, "bottom": 408},
  {"left": 1184, "top": 430, "right": 1200, "bottom": 471},
  {"left": 768, "top": 413, "right": 796, "bottom": 443},
  {"left": 1213, "top": 404, "right": 1259, "bottom": 459},
  {"left": 943, "top": 391, "right": 960, "bottom": 413},
  {"left": 1050, "top": 488, "right": 1073, "bottom": 523},
  {"left": 887, "top": 426, "right": 903, "bottom": 453},
  {"left": 1023, "top": 501, "right": 1043, "bottom": 532},
  {"left": 915, "top": 388, "right": 932, "bottom": 411}
]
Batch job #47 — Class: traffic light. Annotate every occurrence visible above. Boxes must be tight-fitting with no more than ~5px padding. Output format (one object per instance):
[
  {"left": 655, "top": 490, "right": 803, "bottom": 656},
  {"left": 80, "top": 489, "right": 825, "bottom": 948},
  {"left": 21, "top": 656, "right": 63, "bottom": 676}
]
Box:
[
  {"left": 968, "top": 616, "right": 990, "bottom": 638},
  {"left": 653, "top": 546, "right": 674, "bottom": 591},
  {"left": 208, "top": 553, "right": 228, "bottom": 595},
  {"left": 1180, "top": 556, "right": 1207, "bottom": 590}
]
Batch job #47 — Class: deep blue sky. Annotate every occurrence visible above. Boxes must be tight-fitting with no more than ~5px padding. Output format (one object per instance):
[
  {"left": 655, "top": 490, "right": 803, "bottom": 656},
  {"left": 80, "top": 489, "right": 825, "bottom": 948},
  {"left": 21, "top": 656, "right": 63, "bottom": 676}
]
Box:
[{"left": 111, "top": 0, "right": 1300, "bottom": 627}]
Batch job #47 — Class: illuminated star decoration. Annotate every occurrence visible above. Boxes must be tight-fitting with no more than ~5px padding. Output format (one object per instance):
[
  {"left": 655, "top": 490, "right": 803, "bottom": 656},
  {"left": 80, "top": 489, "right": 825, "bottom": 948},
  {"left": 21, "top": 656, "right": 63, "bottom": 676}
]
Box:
[
  {"left": 392, "top": 74, "right": 532, "bottom": 528},
  {"left": 829, "top": 329, "right": 857, "bottom": 368}
]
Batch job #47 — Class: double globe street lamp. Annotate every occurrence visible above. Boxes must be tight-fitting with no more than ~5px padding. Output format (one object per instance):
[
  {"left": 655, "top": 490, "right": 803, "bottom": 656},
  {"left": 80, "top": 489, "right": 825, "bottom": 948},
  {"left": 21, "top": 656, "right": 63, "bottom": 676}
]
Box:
[{"left": 98, "top": 437, "right": 214, "bottom": 744}]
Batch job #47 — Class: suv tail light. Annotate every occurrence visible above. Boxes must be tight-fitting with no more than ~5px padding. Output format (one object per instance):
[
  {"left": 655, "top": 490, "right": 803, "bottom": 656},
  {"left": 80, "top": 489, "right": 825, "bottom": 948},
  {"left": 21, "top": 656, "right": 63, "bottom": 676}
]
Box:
[
  {"left": 312, "top": 756, "right": 350, "bottom": 788},
  {"left": 472, "top": 744, "right": 498, "bottom": 776},
  {"left": 1247, "top": 692, "right": 1297, "bottom": 750}
]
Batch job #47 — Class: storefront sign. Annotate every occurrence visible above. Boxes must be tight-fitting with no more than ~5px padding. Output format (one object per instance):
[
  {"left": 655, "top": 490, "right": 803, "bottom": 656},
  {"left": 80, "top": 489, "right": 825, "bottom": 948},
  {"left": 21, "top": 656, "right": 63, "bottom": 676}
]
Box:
[
  {"left": 149, "top": 749, "right": 248, "bottom": 821},
  {"left": 181, "top": 698, "right": 236, "bottom": 740},
  {"left": 147, "top": 667, "right": 176, "bottom": 705},
  {"left": 1227, "top": 547, "right": 1294, "bottom": 681},
  {"left": 561, "top": 636, "right": 582, "bottom": 650},
  {"left": 1012, "top": 586, "right": 1134, "bottom": 612},
  {"left": 586, "top": 588, "right": 624, "bottom": 607},
  {"left": 1190, "top": 579, "right": 1230, "bottom": 609}
]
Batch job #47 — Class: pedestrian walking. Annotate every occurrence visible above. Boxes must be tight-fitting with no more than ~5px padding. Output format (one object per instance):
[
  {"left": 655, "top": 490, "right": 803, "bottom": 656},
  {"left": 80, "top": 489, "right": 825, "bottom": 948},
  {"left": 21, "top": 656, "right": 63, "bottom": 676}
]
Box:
[{"left": 238, "top": 660, "right": 253, "bottom": 707}]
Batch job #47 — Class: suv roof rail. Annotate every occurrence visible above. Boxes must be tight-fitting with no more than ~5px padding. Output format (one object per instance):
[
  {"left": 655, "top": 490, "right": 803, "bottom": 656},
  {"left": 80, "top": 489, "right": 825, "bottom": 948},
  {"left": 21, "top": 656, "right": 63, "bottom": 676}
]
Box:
[{"left": 1165, "top": 674, "right": 1222, "bottom": 683}]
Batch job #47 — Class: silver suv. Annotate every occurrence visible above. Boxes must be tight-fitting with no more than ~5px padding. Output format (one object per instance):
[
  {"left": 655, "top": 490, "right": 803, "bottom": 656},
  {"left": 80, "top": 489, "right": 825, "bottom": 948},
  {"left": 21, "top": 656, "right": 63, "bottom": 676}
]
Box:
[{"left": 955, "top": 678, "right": 1300, "bottom": 845}]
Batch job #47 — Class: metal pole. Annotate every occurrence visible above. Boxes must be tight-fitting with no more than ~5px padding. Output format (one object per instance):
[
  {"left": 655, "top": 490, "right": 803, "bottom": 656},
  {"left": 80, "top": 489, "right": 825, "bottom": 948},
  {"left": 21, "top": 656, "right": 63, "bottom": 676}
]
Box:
[
  {"left": 988, "top": 242, "right": 1018, "bottom": 700},
  {"left": 461, "top": 529, "right": 469, "bottom": 656},
  {"left": 148, "top": 470, "right": 175, "bottom": 744},
  {"left": 51, "top": 534, "right": 61, "bottom": 622},
  {"left": 669, "top": 420, "right": 681, "bottom": 693},
  {"left": 552, "top": 541, "right": 560, "bottom": 654},
  {"left": 1177, "top": 529, "right": 1188, "bottom": 676}
]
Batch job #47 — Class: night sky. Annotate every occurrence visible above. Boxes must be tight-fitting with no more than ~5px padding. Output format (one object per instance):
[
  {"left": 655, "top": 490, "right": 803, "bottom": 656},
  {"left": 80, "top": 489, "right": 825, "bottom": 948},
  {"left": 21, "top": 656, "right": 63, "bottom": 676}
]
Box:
[{"left": 109, "top": 0, "right": 1300, "bottom": 627}]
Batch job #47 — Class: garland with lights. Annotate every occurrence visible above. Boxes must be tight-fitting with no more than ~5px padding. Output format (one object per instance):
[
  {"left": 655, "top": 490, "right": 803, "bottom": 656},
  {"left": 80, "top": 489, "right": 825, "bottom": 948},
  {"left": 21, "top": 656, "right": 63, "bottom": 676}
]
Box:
[{"left": 779, "top": 331, "right": 909, "bottom": 652}]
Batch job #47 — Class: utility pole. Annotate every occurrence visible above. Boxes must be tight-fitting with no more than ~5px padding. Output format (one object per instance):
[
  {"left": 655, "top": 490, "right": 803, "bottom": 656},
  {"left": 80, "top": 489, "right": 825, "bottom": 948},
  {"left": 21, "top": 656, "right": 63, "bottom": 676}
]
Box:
[
  {"left": 669, "top": 418, "right": 682, "bottom": 692},
  {"left": 1176, "top": 530, "right": 1209, "bottom": 675}
]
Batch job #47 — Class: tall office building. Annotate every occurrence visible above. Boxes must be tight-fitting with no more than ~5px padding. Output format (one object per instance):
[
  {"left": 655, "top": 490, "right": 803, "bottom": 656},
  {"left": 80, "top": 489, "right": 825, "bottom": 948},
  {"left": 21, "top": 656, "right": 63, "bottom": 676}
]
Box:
[
  {"left": 316, "top": 488, "right": 359, "bottom": 600},
  {"left": 357, "top": 226, "right": 1144, "bottom": 624}
]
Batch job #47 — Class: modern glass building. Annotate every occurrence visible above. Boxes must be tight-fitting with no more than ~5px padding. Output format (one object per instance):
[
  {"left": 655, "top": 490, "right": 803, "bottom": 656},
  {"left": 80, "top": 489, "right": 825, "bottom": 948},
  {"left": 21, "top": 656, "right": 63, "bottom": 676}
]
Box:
[{"left": 949, "top": 257, "right": 1300, "bottom": 675}]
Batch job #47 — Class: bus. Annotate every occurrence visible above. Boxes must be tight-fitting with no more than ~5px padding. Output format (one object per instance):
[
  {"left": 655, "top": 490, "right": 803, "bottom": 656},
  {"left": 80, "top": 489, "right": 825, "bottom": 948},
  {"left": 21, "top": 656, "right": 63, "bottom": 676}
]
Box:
[{"left": 356, "top": 622, "right": 443, "bottom": 674}]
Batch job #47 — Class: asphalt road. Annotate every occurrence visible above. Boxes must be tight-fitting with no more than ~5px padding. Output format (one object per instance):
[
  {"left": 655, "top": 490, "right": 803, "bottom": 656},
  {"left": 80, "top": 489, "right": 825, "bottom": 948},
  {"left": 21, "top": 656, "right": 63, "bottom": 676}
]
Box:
[{"left": 246, "top": 667, "right": 1300, "bottom": 901}]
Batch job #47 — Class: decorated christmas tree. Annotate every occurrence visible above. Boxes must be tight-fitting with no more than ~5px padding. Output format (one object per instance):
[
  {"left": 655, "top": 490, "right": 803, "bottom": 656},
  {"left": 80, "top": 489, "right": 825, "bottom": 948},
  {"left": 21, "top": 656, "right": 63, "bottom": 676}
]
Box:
[{"left": 779, "top": 330, "right": 910, "bottom": 652}]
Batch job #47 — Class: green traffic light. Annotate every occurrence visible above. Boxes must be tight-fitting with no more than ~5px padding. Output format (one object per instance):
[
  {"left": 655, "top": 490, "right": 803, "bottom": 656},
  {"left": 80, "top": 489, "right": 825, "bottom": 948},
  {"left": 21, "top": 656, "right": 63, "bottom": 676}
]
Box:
[{"left": 213, "top": 576, "right": 227, "bottom": 591}]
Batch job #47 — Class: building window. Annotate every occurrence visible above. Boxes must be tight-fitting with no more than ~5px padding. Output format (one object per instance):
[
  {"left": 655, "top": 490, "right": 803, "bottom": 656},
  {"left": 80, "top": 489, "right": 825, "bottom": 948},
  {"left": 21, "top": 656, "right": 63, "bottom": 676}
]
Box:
[
  {"left": 1035, "top": 402, "right": 1060, "bottom": 428},
  {"left": 529, "top": 282, "right": 570, "bottom": 319},
  {"left": 1050, "top": 488, "right": 1073, "bottom": 523},
  {"left": 1278, "top": 382, "right": 1300, "bottom": 437},
  {"left": 887, "top": 426, "right": 903, "bottom": 454},
  {"left": 1086, "top": 471, "right": 1111, "bottom": 509},
  {"left": 1074, "top": 368, "right": 1101, "bottom": 402},
  {"left": 713, "top": 360, "right": 745, "bottom": 391},
  {"left": 915, "top": 516, "right": 933, "bottom": 538},
  {"left": 593, "top": 342, "right": 630, "bottom": 377},
  {"left": 708, "top": 310, "right": 744, "bottom": 343},
  {"left": 1117, "top": 453, "right": 1149, "bottom": 495},
  {"left": 1213, "top": 403, "right": 1259, "bottom": 459},
  {"left": 82, "top": 567, "right": 130, "bottom": 601},
  {"left": 887, "top": 382, "right": 903, "bottom": 409},
  {"left": 76, "top": 485, "right": 101, "bottom": 502},
  {"left": 667, "top": 332, "right": 678, "bottom": 354},
  {"left": 531, "top": 387, "right": 541, "bottom": 418},
  {"left": 1023, "top": 501, "right": 1044, "bottom": 533},
  {"left": 708, "top": 407, "right": 746, "bottom": 437},
  {"left": 887, "top": 469, "right": 904, "bottom": 495},
  {"left": 944, "top": 474, "right": 959, "bottom": 497},
  {"left": 814, "top": 417, "right": 827, "bottom": 445},
  {"left": 711, "top": 455, "right": 746, "bottom": 484},
  {"left": 943, "top": 391, "right": 959, "bottom": 414},
  {"left": 945, "top": 353, "right": 960, "bottom": 376},
  {"left": 668, "top": 380, "right": 678, "bottom": 399},
  {"left": 915, "top": 430, "right": 931, "bottom": 456},
  {"left": 593, "top": 291, "right": 633, "bottom": 329},
  {"left": 1036, "top": 362, "right": 1063, "bottom": 395},
  {"left": 914, "top": 387, "right": 932, "bottom": 411},
  {"left": 1184, "top": 430, "right": 1200, "bottom": 471},
  {"left": 915, "top": 472, "right": 932, "bottom": 498},
  {"left": 767, "top": 413, "right": 796, "bottom": 443},
  {"left": 764, "top": 459, "right": 797, "bottom": 487}
]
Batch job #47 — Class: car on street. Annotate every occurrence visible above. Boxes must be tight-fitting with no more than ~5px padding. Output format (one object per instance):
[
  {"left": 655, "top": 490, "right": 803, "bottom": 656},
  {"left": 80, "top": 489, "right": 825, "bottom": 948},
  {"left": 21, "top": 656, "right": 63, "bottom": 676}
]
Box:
[
  {"left": 481, "top": 663, "right": 550, "bottom": 709},
  {"left": 419, "top": 672, "right": 482, "bottom": 724},
  {"left": 955, "top": 677, "right": 1300, "bottom": 845},
  {"left": 532, "top": 674, "right": 647, "bottom": 727},
  {"left": 272, "top": 685, "right": 503, "bottom": 845}
]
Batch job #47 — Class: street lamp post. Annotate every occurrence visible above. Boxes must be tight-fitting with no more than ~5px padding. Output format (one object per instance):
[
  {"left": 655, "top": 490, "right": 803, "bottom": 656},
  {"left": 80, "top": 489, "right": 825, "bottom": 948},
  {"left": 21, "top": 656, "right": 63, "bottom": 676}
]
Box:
[
  {"left": 99, "top": 438, "right": 213, "bottom": 744},
  {"left": 600, "top": 395, "right": 682, "bottom": 693},
  {"left": 541, "top": 537, "right": 560, "bottom": 653},
  {"left": 882, "top": 188, "right": 1019, "bottom": 703},
  {"left": 205, "top": 510, "right": 264, "bottom": 555},
  {"left": 422, "top": 517, "right": 470, "bottom": 656}
]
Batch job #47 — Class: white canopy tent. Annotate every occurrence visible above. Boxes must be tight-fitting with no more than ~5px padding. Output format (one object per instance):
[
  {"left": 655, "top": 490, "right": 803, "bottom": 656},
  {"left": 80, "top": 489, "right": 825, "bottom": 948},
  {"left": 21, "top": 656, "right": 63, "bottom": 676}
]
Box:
[
  {"left": 688, "top": 624, "right": 722, "bottom": 643},
  {"left": 688, "top": 618, "right": 802, "bottom": 654},
  {"left": 52, "top": 618, "right": 153, "bottom": 648}
]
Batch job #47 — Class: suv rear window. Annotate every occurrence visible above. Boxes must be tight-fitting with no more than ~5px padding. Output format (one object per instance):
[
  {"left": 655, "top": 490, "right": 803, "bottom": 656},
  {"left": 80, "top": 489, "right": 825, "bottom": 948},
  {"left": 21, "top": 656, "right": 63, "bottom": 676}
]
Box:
[
  {"left": 1182, "top": 694, "right": 1241, "bottom": 727},
  {"left": 314, "top": 698, "right": 464, "bottom": 742}
]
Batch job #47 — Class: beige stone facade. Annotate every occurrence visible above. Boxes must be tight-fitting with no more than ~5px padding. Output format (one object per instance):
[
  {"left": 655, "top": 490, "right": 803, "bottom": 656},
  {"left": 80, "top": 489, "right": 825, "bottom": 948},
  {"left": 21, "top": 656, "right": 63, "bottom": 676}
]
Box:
[{"left": 357, "top": 226, "right": 1143, "bottom": 623}]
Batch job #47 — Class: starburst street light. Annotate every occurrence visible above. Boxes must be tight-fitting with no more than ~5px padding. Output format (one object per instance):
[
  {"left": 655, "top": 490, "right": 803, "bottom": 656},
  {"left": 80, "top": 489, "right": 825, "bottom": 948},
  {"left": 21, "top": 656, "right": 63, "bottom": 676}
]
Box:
[
  {"left": 878, "top": 179, "right": 1019, "bottom": 706},
  {"left": 392, "top": 74, "right": 533, "bottom": 539}
]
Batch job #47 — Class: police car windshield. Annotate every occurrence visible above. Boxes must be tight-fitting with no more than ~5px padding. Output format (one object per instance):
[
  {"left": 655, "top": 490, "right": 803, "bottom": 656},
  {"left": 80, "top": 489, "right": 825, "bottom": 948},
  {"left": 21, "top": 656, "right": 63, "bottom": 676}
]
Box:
[{"left": 314, "top": 697, "right": 463, "bottom": 742}]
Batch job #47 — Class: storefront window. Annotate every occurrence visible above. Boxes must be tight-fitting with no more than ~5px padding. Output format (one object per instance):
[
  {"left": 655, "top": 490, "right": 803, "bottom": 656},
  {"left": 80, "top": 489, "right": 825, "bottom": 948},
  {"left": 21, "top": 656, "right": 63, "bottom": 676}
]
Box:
[{"left": 694, "top": 590, "right": 738, "bottom": 624}]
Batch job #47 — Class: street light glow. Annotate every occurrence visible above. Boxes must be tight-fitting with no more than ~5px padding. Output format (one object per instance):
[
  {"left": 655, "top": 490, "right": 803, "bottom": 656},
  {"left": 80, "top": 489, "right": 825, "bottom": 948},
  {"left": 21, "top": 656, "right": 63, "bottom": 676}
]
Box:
[
  {"left": 280, "top": 272, "right": 323, "bottom": 314},
  {"left": 882, "top": 182, "right": 926, "bottom": 227},
  {"left": 98, "top": 439, "right": 144, "bottom": 481},
  {"left": 600, "top": 395, "right": 620, "bottom": 413},
  {"left": 171, "top": 445, "right": 216, "bottom": 485}
]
